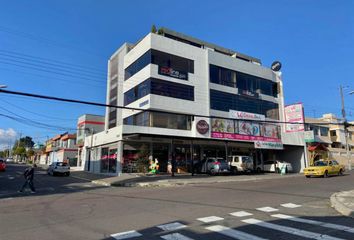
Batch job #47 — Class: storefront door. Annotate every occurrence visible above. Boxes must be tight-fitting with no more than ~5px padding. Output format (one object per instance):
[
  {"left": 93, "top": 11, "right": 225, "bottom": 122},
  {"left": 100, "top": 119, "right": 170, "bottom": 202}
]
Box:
[{"left": 153, "top": 143, "right": 169, "bottom": 172}]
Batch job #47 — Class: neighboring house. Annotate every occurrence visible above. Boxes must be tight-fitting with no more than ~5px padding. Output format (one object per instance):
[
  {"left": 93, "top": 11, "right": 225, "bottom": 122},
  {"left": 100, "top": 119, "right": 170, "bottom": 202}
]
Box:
[
  {"left": 76, "top": 114, "right": 105, "bottom": 170},
  {"left": 305, "top": 114, "right": 354, "bottom": 167},
  {"left": 81, "top": 27, "right": 307, "bottom": 175},
  {"left": 42, "top": 133, "right": 78, "bottom": 166}
]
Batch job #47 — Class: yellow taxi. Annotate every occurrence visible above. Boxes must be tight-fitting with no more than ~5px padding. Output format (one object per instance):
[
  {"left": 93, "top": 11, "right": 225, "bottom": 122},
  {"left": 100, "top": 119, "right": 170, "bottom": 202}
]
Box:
[{"left": 304, "top": 160, "right": 345, "bottom": 178}]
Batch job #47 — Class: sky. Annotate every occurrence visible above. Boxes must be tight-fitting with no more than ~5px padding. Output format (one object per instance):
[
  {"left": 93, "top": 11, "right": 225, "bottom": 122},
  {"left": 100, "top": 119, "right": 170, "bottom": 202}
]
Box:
[{"left": 0, "top": 0, "right": 353, "bottom": 150}]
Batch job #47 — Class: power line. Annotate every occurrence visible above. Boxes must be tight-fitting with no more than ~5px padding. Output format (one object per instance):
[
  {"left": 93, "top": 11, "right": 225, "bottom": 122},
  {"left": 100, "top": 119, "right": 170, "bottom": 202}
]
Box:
[
  {"left": 0, "top": 88, "right": 349, "bottom": 126},
  {"left": 0, "top": 25, "right": 107, "bottom": 59},
  {"left": 0, "top": 49, "right": 106, "bottom": 73},
  {"left": 0, "top": 98, "right": 78, "bottom": 121}
]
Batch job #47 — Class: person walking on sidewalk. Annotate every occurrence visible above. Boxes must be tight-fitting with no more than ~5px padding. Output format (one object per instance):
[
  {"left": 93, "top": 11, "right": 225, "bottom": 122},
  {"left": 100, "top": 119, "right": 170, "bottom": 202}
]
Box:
[{"left": 19, "top": 164, "right": 36, "bottom": 193}]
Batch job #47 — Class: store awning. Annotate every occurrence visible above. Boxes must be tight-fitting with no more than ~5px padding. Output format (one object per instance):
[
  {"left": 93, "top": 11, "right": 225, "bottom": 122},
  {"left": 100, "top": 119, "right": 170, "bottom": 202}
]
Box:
[{"left": 308, "top": 144, "right": 328, "bottom": 152}]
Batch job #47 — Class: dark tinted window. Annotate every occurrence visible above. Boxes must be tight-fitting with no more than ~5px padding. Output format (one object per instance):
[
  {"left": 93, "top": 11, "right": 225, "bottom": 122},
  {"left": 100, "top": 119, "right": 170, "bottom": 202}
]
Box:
[
  {"left": 152, "top": 49, "right": 194, "bottom": 74},
  {"left": 125, "top": 50, "right": 151, "bottom": 80},
  {"left": 124, "top": 78, "right": 194, "bottom": 105},
  {"left": 151, "top": 79, "right": 194, "bottom": 101},
  {"left": 210, "top": 90, "right": 279, "bottom": 120},
  {"left": 124, "top": 49, "right": 194, "bottom": 80},
  {"left": 210, "top": 64, "right": 278, "bottom": 97},
  {"left": 123, "top": 111, "right": 192, "bottom": 130}
]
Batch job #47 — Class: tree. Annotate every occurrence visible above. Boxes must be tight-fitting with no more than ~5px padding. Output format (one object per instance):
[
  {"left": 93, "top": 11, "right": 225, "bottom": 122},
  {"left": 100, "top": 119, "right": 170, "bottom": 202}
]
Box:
[
  {"left": 151, "top": 24, "right": 157, "bottom": 33},
  {"left": 27, "top": 149, "right": 35, "bottom": 158},
  {"left": 13, "top": 136, "right": 35, "bottom": 150},
  {"left": 136, "top": 144, "right": 150, "bottom": 173},
  {"left": 157, "top": 28, "right": 164, "bottom": 35}
]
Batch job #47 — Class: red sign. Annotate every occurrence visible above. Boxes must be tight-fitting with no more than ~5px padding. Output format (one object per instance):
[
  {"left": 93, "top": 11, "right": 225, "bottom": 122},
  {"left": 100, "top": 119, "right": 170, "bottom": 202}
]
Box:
[
  {"left": 196, "top": 120, "right": 209, "bottom": 134},
  {"left": 158, "top": 66, "right": 188, "bottom": 80},
  {"left": 211, "top": 132, "right": 281, "bottom": 142}
]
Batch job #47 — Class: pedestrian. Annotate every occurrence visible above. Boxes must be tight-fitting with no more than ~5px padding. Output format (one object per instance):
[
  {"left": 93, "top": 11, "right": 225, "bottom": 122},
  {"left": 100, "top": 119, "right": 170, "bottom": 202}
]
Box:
[{"left": 19, "top": 164, "right": 36, "bottom": 193}]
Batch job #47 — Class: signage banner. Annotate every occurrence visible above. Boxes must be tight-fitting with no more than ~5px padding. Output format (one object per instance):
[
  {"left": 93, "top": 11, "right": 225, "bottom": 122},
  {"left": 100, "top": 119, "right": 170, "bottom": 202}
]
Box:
[
  {"left": 229, "top": 110, "right": 265, "bottom": 121},
  {"left": 158, "top": 66, "right": 188, "bottom": 80},
  {"left": 304, "top": 131, "right": 315, "bottom": 143},
  {"left": 284, "top": 103, "right": 305, "bottom": 132},
  {"left": 211, "top": 132, "right": 281, "bottom": 142},
  {"left": 211, "top": 118, "right": 234, "bottom": 133},
  {"left": 261, "top": 124, "right": 280, "bottom": 139},
  {"left": 254, "top": 141, "right": 284, "bottom": 150},
  {"left": 238, "top": 121, "right": 260, "bottom": 136}
]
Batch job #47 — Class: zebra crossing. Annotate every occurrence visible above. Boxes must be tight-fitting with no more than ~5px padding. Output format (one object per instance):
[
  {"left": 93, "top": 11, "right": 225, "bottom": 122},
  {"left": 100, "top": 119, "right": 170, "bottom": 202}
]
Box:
[{"left": 109, "top": 202, "right": 354, "bottom": 240}]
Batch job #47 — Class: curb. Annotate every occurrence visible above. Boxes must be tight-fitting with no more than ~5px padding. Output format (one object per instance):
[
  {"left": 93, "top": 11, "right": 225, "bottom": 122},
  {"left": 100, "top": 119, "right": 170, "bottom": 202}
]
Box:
[
  {"left": 91, "top": 180, "right": 111, "bottom": 186},
  {"left": 112, "top": 173, "right": 302, "bottom": 188},
  {"left": 330, "top": 192, "right": 354, "bottom": 218}
]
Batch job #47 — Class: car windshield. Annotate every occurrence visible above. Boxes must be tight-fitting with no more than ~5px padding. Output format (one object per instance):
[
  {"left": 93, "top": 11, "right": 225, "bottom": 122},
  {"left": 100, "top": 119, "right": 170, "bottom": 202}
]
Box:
[
  {"left": 314, "top": 161, "right": 327, "bottom": 166},
  {"left": 242, "top": 157, "right": 251, "bottom": 162},
  {"left": 56, "top": 162, "right": 68, "bottom": 166}
]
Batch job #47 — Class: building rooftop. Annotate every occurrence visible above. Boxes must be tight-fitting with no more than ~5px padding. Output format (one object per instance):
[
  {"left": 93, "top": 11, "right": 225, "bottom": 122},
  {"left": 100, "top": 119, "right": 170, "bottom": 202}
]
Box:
[{"left": 159, "top": 27, "right": 261, "bottom": 64}]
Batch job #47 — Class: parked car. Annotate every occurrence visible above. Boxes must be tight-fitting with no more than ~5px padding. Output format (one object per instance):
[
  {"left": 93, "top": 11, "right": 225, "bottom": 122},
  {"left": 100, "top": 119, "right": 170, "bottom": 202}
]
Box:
[
  {"left": 263, "top": 160, "right": 293, "bottom": 173},
  {"left": 47, "top": 162, "right": 70, "bottom": 176},
  {"left": 200, "top": 157, "right": 230, "bottom": 175},
  {"left": 0, "top": 159, "right": 6, "bottom": 171},
  {"left": 228, "top": 155, "right": 254, "bottom": 173},
  {"left": 304, "top": 160, "right": 344, "bottom": 178},
  {"left": 6, "top": 157, "right": 14, "bottom": 163}
]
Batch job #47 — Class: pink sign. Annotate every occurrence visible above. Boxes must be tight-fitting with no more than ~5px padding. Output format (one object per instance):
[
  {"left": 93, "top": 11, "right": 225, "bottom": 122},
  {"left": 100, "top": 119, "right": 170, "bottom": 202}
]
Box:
[
  {"left": 211, "top": 132, "right": 281, "bottom": 142},
  {"left": 284, "top": 103, "right": 305, "bottom": 132}
]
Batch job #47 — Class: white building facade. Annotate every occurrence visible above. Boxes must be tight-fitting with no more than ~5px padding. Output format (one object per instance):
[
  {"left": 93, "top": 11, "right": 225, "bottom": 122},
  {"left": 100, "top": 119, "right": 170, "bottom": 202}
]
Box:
[{"left": 83, "top": 28, "right": 306, "bottom": 175}]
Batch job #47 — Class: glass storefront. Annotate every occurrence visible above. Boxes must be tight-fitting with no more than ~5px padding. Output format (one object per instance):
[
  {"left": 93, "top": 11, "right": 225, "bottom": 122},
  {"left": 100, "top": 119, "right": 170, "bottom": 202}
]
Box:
[{"left": 100, "top": 147, "right": 117, "bottom": 173}]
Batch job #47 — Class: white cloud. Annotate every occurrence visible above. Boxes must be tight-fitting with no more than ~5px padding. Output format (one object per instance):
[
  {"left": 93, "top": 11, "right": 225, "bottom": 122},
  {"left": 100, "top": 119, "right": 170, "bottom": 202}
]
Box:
[{"left": 0, "top": 128, "right": 17, "bottom": 150}]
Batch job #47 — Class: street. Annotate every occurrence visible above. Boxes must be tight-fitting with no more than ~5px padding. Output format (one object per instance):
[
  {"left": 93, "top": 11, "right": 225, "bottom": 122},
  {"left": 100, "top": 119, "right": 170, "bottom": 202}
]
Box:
[{"left": 1, "top": 164, "right": 354, "bottom": 240}]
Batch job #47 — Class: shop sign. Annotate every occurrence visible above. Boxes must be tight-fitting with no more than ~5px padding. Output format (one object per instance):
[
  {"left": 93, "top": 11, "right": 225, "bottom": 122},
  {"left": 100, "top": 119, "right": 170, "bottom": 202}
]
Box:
[
  {"left": 304, "top": 131, "right": 315, "bottom": 143},
  {"left": 196, "top": 120, "right": 209, "bottom": 134},
  {"left": 229, "top": 110, "right": 265, "bottom": 121},
  {"left": 284, "top": 103, "right": 305, "bottom": 132},
  {"left": 254, "top": 141, "right": 283, "bottom": 150},
  {"left": 158, "top": 66, "right": 188, "bottom": 80},
  {"left": 211, "top": 132, "right": 281, "bottom": 142}
]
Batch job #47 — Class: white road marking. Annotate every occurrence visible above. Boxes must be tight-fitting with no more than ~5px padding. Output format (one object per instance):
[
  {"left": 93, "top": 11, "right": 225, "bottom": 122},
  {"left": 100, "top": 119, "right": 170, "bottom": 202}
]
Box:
[
  {"left": 281, "top": 203, "right": 302, "bottom": 208},
  {"left": 256, "top": 207, "right": 279, "bottom": 212},
  {"left": 230, "top": 211, "right": 253, "bottom": 217},
  {"left": 157, "top": 222, "right": 187, "bottom": 231},
  {"left": 242, "top": 218, "right": 344, "bottom": 240},
  {"left": 161, "top": 233, "right": 194, "bottom": 240},
  {"left": 206, "top": 225, "right": 268, "bottom": 240},
  {"left": 272, "top": 214, "right": 354, "bottom": 233},
  {"left": 197, "top": 216, "right": 224, "bottom": 223},
  {"left": 8, "top": 176, "right": 15, "bottom": 180},
  {"left": 110, "top": 230, "right": 142, "bottom": 239}
]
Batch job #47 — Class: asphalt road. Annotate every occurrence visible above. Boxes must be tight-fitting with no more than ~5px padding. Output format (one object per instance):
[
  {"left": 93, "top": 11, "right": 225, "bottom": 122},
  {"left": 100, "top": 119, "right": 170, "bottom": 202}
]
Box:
[{"left": 1, "top": 164, "right": 354, "bottom": 240}]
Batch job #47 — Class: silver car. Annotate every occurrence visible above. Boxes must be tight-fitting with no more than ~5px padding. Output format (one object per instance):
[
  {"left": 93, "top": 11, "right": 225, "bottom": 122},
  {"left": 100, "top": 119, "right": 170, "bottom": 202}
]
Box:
[
  {"left": 47, "top": 162, "right": 70, "bottom": 176},
  {"left": 200, "top": 157, "right": 230, "bottom": 175}
]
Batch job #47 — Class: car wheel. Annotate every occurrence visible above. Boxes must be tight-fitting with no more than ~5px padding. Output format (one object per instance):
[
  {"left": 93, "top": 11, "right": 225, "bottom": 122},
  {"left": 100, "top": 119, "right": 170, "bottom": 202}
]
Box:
[
  {"left": 231, "top": 167, "right": 237, "bottom": 175},
  {"left": 305, "top": 175, "right": 311, "bottom": 178},
  {"left": 256, "top": 167, "right": 261, "bottom": 173},
  {"left": 66, "top": 172, "right": 70, "bottom": 176},
  {"left": 338, "top": 169, "right": 343, "bottom": 176},
  {"left": 276, "top": 168, "right": 280, "bottom": 173},
  {"left": 323, "top": 170, "right": 329, "bottom": 178}
]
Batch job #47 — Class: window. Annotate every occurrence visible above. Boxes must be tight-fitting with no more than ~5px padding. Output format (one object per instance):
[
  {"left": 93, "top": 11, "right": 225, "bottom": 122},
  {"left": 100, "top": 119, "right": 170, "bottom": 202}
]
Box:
[
  {"left": 123, "top": 111, "right": 192, "bottom": 130},
  {"left": 210, "top": 64, "right": 278, "bottom": 97},
  {"left": 330, "top": 130, "right": 337, "bottom": 136},
  {"left": 320, "top": 127, "right": 329, "bottom": 137},
  {"left": 210, "top": 90, "right": 279, "bottom": 120},
  {"left": 110, "top": 56, "right": 118, "bottom": 78},
  {"left": 124, "top": 49, "right": 194, "bottom": 80},
  {"left": 124, "top": 78, "right": 194, "bottom": 105}
]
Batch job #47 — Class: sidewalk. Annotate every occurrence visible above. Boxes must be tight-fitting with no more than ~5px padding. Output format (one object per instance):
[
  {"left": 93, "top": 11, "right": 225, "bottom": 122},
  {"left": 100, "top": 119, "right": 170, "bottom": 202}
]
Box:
[
  {"left": 83, "top": 172, "right": 302, "bottom": 187},
  {"left": 330, "top": 190, "right": 354, "bottom": 218}
]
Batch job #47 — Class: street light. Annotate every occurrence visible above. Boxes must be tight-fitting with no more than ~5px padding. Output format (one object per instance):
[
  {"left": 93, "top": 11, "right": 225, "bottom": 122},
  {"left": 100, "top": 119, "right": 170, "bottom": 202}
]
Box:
[{"left": 339, "top": 85, "right": 353, "bottom": 171}]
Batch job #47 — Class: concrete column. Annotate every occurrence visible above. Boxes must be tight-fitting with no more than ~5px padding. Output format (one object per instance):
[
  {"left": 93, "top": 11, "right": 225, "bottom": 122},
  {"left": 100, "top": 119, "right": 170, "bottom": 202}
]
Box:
[{"left": 116, "top": 141, "right": 123, "bottom": 175}]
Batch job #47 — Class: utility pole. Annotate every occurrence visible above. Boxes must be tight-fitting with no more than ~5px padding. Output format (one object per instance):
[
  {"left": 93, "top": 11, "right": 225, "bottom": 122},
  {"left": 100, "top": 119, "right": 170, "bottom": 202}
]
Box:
[{"left": 340, "top": 85, "right": 351, "bottom": 171}]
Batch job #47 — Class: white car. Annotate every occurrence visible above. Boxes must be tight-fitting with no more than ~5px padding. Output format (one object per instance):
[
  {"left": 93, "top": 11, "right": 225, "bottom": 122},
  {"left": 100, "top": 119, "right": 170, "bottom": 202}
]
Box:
[
  {"left": 6, "top": 158, "right": 14, "bottom": 163},
  {"left": 228, "top": 155, "right": 254, "bottom": 173},
  {"left": 263, "top": 160, "right": 293, "bottom": 173},
  {"left": 47, "top": 162, "right": 70, "bottom": 176}
]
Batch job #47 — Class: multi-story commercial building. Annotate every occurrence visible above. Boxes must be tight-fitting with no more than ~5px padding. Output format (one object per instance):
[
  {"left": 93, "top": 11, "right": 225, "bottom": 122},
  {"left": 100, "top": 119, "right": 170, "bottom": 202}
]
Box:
[
  {"left": 305, "top": 114, "right": 354, "bottom": 166},
  {"left": 83, "top": 28, "right": 306, "bottom": 175}
]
